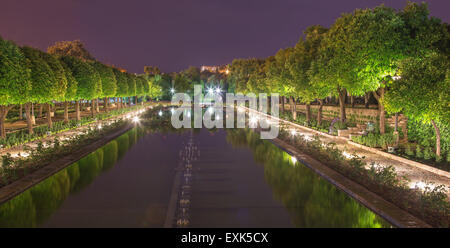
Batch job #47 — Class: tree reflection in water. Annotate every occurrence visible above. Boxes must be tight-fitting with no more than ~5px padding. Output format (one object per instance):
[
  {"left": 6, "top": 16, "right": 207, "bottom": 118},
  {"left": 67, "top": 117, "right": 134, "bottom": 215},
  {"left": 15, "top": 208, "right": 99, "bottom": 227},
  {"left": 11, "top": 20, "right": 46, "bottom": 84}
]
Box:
[
  {"left": 226, "top": 128, "right": 391, "bottom": 228},
  {"left": 0, "top": 129, "right": 142, "bottom": 228}
]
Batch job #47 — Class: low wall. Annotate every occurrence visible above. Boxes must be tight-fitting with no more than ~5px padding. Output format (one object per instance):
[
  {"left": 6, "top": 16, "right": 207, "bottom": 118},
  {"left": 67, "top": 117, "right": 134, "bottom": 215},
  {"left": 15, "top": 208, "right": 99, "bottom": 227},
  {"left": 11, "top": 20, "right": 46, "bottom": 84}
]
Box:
[{"left": 282, "top": 104, "right": 380, "bottom": 123}]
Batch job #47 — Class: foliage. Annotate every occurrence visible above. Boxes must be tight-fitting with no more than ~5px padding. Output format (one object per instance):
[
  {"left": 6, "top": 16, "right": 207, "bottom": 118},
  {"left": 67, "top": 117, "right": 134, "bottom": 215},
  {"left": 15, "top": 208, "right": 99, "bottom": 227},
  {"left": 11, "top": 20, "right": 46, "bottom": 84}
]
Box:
[{"left": 47, "top": 40, "right": 95, "bottom": 61}]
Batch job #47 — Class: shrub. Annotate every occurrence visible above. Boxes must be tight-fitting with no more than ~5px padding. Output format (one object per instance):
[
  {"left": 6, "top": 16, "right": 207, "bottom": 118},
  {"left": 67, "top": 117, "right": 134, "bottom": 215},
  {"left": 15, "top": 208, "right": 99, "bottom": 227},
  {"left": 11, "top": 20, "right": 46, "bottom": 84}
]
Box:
[
  {"left": 416, "top": 145, "right": 423, "bottom": 158},
  {"left": 405, "top": 144, "right": 414, "bottom": 156},
  {"left": 423, "top": 147, "right": 433, "bottom": 160}
]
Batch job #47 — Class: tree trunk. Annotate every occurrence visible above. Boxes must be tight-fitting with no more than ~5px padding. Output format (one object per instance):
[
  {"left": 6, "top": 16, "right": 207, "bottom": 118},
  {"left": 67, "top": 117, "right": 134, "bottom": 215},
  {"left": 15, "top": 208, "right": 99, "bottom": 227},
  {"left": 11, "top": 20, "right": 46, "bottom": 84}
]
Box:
[
  {"left": 0, "top": 105, "right": 13, "bottom": 138},
  {"left": 24, "top": 103, "right": 33, "bottom": 135},
  {"left": 91, "top": 100, "right": 95, "bottom": 117},
  {"left": 350, "top": 95, "right": 355, "bottom": 108},
  {"left": 338, "top": 88, "right": 346, "bottom": 122},
  {"left": 282, "top": 96, "right": 286, "bottom": 112},
  {"left": 373, "top": 87, "right": 385, "bottom": 134},
  {"left": 135, "top": 96, "right": 138, "bottom": 105},
  {"left": 39, "top": 104, "right": 43, "bottom": 118},
  {"left": 64, "top": 101, "right": 69, "bottom": 123},
  {"left": 290, "top": 96, "right": 296, "bottom": 120},
  {"left": 46, "top": 103, "right": 52, "bottom": 129},
  {"left": 317, "top": 99, "right": 323, "bottom": 126},
  {"left": 305, "top": 103, "right": 311, "bottom": 124},
  {"left": 95, "top": 99, "right": 100, "bottom": 113},
  {"left": 431, "top": 120, "right": 441, "bottom": 157},
  {"left": 364, "top": 93, "right": 370, "bottom": 108},
  {"left": 19, "top": 104, "right": 23, "bottom": 120},
  {"left": 75, "top": 100, "right": 81, "bottom": 121},
  {"left": 104, "top": 97, "right": 109, "bottom": 112}
]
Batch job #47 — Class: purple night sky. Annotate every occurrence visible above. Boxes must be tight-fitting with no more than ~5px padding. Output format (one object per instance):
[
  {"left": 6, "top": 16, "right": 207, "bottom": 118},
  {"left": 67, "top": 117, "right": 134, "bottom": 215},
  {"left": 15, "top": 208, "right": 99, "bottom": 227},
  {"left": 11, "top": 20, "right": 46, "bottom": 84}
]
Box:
[{"left": 1, "top": 0, "right": 448, "bottom": 73}]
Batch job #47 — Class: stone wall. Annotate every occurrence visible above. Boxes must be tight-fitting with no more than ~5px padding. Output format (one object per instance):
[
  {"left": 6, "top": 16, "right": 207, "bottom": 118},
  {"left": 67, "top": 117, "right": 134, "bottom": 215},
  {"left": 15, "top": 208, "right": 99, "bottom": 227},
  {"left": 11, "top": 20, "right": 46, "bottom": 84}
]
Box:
[{"left": 283, "top": 104, "right": 379, "bottom": 123}]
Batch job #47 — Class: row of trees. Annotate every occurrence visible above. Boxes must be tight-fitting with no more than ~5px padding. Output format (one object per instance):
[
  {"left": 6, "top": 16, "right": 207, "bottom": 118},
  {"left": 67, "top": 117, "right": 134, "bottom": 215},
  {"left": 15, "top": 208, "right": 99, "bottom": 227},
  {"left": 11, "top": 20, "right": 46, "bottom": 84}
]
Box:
[
  {"left": 228, "top": 2, "right": 449, "bottom": 157},
  {"left": 0, "top": 39, "right": 162, "bottom": 138}
]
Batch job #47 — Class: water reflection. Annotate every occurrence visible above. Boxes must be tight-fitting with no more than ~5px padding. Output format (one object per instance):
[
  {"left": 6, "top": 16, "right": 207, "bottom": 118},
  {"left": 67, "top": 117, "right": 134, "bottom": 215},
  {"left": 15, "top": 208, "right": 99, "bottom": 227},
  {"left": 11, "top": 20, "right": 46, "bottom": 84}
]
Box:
[
  {"left": 0, "top": 130, "right": 141, "bottom": 228},
  {"left": 226, "top": 128, "right": 390, "bottom": 228}
]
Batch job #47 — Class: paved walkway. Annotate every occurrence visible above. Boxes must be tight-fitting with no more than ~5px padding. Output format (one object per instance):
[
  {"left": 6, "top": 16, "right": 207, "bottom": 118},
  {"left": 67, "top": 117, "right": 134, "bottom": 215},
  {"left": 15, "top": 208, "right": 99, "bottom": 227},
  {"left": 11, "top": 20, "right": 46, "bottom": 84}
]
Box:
[
  {"left": 244, "top": 107, "right": 450, "bottom": 197},
  {"left": 0, "top": 103, "right": 163, "bottom": 161}
]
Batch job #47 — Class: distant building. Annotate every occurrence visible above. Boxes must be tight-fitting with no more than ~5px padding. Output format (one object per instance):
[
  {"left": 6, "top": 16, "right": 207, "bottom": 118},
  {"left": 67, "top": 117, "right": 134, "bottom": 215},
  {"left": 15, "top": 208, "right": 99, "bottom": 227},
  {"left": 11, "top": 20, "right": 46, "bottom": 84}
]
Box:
[{"left": 200, "top": 65, "right": 229, "bottom": 74}]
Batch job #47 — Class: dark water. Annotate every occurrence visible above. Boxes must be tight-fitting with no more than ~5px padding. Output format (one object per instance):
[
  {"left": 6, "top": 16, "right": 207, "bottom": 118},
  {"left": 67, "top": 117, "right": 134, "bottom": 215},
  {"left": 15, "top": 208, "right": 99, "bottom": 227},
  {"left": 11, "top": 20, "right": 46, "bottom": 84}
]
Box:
[{"left": 0, "top": 126, "right": 391, "bottom": 227}]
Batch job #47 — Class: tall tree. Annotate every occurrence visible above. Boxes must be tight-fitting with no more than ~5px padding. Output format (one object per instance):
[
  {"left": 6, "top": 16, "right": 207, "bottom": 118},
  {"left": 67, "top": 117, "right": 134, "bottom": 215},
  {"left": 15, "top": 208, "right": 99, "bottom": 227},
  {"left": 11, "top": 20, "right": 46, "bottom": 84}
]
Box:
[
  {"left": 91, "top": 61, "right": 116, "bottom": 112},
  {"left": 384, "top": 53, "right": 449, "bottom": 157},
  {"left": 113, "top": 69, "right": 128, "bottom": 108},
  {"left": 58, "top": 58, "right": 78, "bottom": 123},
  {"left": 21, "top": 46, "right": 58, "bottom": 130},
  {"left": 61, "top": 56, "right": 99, "bottom": 120},
  {"left": 0, "top": 37, "right": 32, "bottom": 138},
  {"left": 40, "top": 52, "right": 68, "bottom": 128},
  {"left": 47, "top": 40, "right": 95, "bottom": 61},
  {"left": 288, "top": 25, "right": 328, "bottom": 124}
]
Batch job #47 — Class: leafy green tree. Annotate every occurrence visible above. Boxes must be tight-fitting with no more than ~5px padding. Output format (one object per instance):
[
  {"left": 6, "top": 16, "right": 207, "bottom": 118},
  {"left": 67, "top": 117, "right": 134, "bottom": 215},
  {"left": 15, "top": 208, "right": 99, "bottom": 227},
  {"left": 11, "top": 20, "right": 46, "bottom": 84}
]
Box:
[
  {"left": 21, "top": 46, "right": 58, "bottom": 130},
  {"left": 384, "top": 53, "right": 449, "bottom": 157},
  {"left": 40, "top": 52, "right": 68, "bottom": 128},
  {"left": 58, "top": 57, "right": 78, "bottom": 123},
  {"left": 288, "top": 25, "right": 328, "bottom": 124},
  {"left": 126, "top": 73, "right": 136, "bottom": 106},
  {"left": 0, "top": 37, "right": 32, "bottom": 138},
  {"left": 90, "top": 61, "right": 116, "bottom": 112},
  {"left": 134, "top": 75, "right": 144, "bottom": 104},
  {"left": 61, "top": 56, "right": 99, "bottom": 120},
  {"left": 113, "top": 69, "right": 128, "bottom": 108},
  {"left": 266, "top": 48, "right": 295, "bottom": 115}
]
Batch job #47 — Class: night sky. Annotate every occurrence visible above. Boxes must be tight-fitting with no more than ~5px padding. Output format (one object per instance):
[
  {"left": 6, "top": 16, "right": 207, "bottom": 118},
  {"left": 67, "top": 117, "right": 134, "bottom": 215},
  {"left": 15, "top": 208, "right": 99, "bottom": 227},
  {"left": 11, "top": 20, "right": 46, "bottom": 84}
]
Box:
[{"left": 1, "top": 0, "right": 449, "bottom": 73}]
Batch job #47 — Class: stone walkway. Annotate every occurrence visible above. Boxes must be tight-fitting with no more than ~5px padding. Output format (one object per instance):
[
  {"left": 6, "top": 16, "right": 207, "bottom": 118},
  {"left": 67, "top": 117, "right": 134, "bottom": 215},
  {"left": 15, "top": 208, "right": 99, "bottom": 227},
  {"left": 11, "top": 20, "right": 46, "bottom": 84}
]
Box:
[
  {"left": 0, "top": 103, "right": 164, "bottom": 161},
  {"left": 244, "top": 107, "right": 450, "bottom": 197}
]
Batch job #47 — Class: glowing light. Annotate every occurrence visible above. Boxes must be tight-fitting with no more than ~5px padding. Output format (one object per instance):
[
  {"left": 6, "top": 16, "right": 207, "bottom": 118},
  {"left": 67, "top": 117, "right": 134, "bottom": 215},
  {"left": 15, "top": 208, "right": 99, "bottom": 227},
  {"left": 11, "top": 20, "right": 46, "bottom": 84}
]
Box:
[
  {"left": 215, "top": 88, "right": 221, "bottom": 94},
  {"left": 250, "top": 116, "right": 258, "bottom": 125},
  {"left": 187, "top": 111, "right": 191, "bottom": 117},
  {"left": 132, "top": 116, "right": 140, "bottom": 123},
  {"left": 216, "top": 115, "right": 220, "bottom": 120},
  {"left": 208, "top": 107, "right": 214, "bottom": 113},
  {"left": 291, "top": 156, "right": 297, "bottom": 164},
  {"left": 158, "top": 111, "right": 163, "bottom": 116},
  {"left": 207, "top": 88, "right": 214, "bottom": 94},
  {"left": 342, "top": 151, "right": 354, "bottom": 159},
  {"left": 98, "top": 125, "right": 102, "bottom": 129},
  {"left": 171, "top": 108, "right": 175, "bottom": 114},
  {"left": 170, "top": 88, "right": 175, "bottom": 93},
  {"left": 290, "top": 129, "right": 297, "bottom": 136},
  {"left": 410, "top": 181, "right": 435, "bottom": 191}
]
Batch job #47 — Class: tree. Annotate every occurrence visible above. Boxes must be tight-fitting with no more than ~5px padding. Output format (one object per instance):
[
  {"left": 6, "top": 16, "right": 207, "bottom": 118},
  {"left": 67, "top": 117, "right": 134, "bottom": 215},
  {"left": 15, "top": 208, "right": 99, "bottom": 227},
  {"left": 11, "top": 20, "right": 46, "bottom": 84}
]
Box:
[
  {"left": 47, "top": 40, "right": 95, "bottom": 61},
  {"left": 0, "top": 37, "right": 32, "bottom": 138},
  {"left": 144, "top": 66, "right": 161, "bottom": 76},
  {"left": 384, "top": 53, "right": 449, "bottom": 157},
  {"left": 61, "top": 56, "right": 99, "bottom": 120},
  {"left": 113, "top": 69, "right": 128, "bottom": 108},
  {"left": 266, "top": 48, "right": 295, "bottom": 116},
  {"left": 134, "top": 75, "right": 144, "bottom": 104},
  {"left": 91, "top": 61, "right": 116, "bottom": 112},
  {"left": 21, "top": 46, "right": 59, "bottom": 131},
  {"left": 126, "top": 73, "right": 136, "bottom": 106},
  {"left": 58, "top": 58, "right": 78, "bottom": 123},
  {"left": 288, "top": 25, "right": 328, "bottom": 124},
  {"left": 40, "top": 52, "right": 68, "bottom": 128}
]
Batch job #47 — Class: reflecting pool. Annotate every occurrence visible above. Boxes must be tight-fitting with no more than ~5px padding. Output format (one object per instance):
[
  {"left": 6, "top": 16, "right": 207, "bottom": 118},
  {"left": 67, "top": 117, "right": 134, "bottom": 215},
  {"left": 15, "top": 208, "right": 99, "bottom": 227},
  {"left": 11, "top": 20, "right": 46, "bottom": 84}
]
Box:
[{"left": 0, "top": 124, "right": 391, "bottom": 227}]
